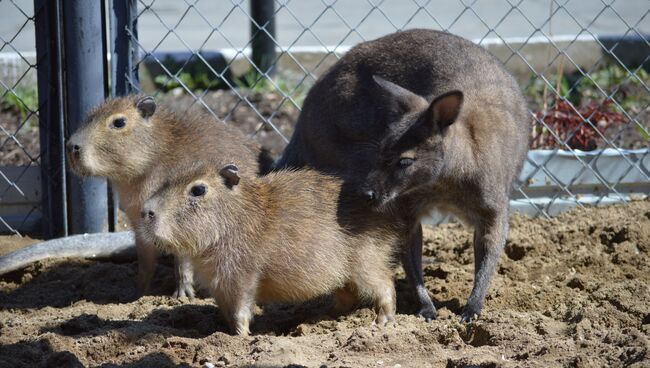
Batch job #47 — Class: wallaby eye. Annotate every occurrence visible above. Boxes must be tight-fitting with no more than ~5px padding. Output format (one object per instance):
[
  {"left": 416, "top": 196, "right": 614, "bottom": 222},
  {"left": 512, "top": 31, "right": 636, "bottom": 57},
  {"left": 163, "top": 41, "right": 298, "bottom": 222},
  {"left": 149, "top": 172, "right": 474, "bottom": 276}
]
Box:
[
  {"left": 398, "top": 157, "right": 415, "bottom": 168},
  {"left": 189, "top": 184, "right": 207, "bottom": 197},
  {"left": 111, "top": 118, "right": 126, "bottom": 129}
]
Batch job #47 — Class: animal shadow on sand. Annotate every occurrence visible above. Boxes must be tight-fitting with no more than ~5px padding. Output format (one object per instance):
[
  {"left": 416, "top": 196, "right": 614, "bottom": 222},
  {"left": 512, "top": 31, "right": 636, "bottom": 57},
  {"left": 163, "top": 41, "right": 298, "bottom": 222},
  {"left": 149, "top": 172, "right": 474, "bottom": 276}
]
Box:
[
  {"left": 0, "top": 257, "right": 176, "bottom": 309},
  {"left": 0, "top": 338, "right": 196, "bottom": 367}
]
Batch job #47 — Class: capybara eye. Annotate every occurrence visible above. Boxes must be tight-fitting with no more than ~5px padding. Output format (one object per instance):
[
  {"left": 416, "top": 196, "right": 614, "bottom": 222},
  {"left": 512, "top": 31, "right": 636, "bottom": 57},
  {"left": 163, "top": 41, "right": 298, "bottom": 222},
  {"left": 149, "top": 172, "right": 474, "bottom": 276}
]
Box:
[
  {"left": 398, "top": 157, "right": 414, "bottom": 168},
  {"left": 189, "top": 184, "right": 207, "bottom": 197},
  {"left": 111, "top": 118, "right": 126, "bottom": 129}
]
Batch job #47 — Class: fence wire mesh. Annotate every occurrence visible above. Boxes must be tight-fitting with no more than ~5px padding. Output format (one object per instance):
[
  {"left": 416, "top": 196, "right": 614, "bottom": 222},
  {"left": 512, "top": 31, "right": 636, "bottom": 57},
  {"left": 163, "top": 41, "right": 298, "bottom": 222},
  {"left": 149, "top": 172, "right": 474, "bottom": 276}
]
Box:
[
  {"left": 0, "top": 0, "right": 41, "bottom": 235},
  {"left": 127, "top": 0, "right": 650, "bottom": 219},
  {"left": 1, "top": 0, "right": 649, "bottom": 236}
]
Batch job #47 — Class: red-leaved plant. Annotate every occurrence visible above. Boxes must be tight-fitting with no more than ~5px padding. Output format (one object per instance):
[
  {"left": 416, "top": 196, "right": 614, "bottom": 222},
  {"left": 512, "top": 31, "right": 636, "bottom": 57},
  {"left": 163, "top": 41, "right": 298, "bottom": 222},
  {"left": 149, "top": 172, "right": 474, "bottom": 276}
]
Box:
[{"left": 531, "top": 99, "right": 628, "bottom": 151}]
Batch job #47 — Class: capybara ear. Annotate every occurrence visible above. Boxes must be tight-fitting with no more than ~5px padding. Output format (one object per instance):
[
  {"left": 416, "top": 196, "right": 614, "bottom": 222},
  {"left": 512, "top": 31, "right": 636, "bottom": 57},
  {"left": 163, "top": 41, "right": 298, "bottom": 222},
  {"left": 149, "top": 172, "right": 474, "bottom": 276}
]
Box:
[
  {"left": 219, "top": 164, "right": 240, "bottom": 188},
  {"left": 426, "top": 90, "right": 463, "bottom": 131},
  {"left": 373, "top": 75, "right": 427, "bottom": 113},
  {"left": 136, "top": 96, "right": 156, "bottom": 118}
]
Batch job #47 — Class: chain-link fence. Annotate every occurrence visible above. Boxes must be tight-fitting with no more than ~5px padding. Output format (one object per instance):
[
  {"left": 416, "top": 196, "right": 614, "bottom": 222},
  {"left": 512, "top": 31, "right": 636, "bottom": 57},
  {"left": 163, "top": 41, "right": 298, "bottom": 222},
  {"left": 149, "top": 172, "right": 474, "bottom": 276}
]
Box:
[
  {"left": 0, "top": 1, "right": 42, "bottom": 236},
  {"left": 0, "top": 0, "right": 648, "bottom": 236},
  {"left": 125, "top": 0, "right": 650, "bottom": 220}
]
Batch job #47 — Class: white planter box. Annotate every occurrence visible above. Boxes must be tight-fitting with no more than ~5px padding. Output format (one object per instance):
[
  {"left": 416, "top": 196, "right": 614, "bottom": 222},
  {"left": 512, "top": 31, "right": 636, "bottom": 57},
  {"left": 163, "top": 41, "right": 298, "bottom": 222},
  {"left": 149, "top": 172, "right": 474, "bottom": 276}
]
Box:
[{"left": 423, "top": 148, "right": 650, "bottom": 224}]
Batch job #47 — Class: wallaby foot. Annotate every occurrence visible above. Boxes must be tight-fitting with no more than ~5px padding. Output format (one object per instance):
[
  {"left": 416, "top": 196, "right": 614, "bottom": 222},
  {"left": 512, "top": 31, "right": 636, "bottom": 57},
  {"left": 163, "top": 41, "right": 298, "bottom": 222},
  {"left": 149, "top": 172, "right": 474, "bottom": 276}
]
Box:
[
  {"left": 459, "top": 305, "right": 480, "bottom": 323},
  {"left": 401, "top": 225, "right": 437, "bottom": 321},
  {"left": 415, "top": 284, "right": 437, "bottom": 322},
  {"left": 460, "top": 208, "right": 509, "bottom": 323}
]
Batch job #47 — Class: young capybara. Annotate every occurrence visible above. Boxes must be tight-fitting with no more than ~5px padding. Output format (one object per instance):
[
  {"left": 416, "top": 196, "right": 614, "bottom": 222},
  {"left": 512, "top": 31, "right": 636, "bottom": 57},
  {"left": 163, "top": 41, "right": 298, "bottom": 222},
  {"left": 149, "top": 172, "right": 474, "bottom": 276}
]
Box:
[
  {"left": 276, "top": 29, "right": 531, "bottom": 322},
  {"left": 66, "top": 95, "right": 271, "bottom": 298},
  {"left": 139, "top": 162, "right": 402, "bottom": 335}
]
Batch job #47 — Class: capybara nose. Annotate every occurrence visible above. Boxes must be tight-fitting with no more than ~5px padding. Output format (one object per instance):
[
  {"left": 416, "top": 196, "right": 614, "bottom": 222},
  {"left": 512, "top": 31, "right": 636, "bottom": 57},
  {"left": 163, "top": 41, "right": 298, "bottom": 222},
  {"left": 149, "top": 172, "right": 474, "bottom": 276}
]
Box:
[
  {"left": 66, "top": 141, "right": 81, "bottom": 155},
  {"left": 140, "top": 209, "right": 155, "bottom": 219}
]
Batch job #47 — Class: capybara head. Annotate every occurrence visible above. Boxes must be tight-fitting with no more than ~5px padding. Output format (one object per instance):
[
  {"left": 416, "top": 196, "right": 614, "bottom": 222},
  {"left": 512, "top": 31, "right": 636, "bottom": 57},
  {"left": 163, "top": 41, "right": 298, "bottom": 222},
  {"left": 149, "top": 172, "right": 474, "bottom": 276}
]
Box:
[
  {"left": 139, "top": 162, "right": 242, "bottom": 255},
  {"left": 362, "top": 76, "right": 463, "bottom": 208},
  {"left": 66, "top": 96, "right": 163, "bottom": 180}
]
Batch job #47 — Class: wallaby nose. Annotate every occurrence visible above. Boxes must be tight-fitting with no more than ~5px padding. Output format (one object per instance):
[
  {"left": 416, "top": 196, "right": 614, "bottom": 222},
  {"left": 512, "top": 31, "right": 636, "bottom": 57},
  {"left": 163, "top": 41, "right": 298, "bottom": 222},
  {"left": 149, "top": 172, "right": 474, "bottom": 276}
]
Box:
[{"left": 364, "top": 190, "right": 377, "bottom": 202}]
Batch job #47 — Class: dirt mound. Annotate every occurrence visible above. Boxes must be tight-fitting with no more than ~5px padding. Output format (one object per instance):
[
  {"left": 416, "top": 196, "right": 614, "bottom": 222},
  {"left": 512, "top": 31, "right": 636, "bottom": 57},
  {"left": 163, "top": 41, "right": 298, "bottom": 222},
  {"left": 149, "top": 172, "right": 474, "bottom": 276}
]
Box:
[{"left": 1, "top": 200, "right": 649, "bottom": 367}]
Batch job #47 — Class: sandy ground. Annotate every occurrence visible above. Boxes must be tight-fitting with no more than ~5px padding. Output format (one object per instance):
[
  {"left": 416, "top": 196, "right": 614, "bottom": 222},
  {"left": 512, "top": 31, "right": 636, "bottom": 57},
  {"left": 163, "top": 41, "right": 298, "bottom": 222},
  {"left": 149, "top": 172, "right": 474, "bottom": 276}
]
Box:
[{"left": 0, "top": 200, "right": 649, "bottom": 367}]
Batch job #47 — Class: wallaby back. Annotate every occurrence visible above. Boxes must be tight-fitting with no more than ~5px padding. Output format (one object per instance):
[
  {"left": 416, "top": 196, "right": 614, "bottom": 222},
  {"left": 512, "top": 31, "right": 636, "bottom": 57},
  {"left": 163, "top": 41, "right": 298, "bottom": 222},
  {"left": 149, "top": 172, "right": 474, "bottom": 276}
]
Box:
[
  {"left": 276, "top": 29, "right": 531, "bottom": 322},
  {"left": 278, "top": 28, "right": 529, "bottom": 184}
]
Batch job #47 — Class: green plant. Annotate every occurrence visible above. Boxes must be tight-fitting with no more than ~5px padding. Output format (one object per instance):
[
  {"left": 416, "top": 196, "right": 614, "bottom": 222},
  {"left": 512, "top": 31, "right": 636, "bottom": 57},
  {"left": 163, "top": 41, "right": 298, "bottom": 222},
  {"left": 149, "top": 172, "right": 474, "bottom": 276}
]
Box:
[
  {"left": 573, "top": 65, "right": 649, "bottom": 110},
  {"left": 154, "top": 71, "right": 222, "bottom": 91},
  {"left": 152, "top": 54, "right": 229, "bottom": 92},
  {"left": 1, "top": 85, "right": 38, "bottom": 120},
  {"left": 526, "top": 64, "right": 649, "bottom": 110},
  {"left": 637, "top": 125, "right": 650, "bottom": 141},
  {"left": 234, "top": 69, "right": 309, "bottom": 106}
]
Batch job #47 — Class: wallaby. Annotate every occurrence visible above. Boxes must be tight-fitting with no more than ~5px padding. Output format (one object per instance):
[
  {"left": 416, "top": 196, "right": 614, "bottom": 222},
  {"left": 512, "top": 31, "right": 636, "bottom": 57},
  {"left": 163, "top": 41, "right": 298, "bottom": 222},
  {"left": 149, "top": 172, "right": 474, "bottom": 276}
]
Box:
[
  {"left": 276, "top": 29, "right": 531, "bottom": 321},
  {"left": 66, "top": 95, "right": 271, "bottom": 298},
  {"left": 139, "top": 162, "right": 402, "bottom": 335}
]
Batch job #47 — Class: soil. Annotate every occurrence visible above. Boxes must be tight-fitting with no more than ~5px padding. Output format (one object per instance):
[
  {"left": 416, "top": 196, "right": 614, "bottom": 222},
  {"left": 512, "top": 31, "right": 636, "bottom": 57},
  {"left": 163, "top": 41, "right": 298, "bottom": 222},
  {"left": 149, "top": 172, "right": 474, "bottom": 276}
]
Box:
[{"left": 0, "top": 200, "right": 649, "bottom": 367}]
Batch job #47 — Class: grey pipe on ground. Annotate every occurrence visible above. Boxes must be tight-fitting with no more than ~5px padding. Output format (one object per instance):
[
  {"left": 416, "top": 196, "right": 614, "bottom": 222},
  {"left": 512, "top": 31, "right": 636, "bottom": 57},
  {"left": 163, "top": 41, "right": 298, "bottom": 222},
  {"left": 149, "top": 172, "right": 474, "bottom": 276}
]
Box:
[{"left": 0, "top": 231, "right": 136, "bottom": 275}]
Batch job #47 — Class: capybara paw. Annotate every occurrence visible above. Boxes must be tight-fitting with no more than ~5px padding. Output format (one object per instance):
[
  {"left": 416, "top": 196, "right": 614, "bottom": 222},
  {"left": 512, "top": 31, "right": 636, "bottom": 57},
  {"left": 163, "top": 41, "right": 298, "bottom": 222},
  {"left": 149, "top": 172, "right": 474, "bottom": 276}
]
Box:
[
  {"left": 373, "top": 313, "right": 396, "bottom": 327},
  {"left": 235, "top": 325, "right": 251, "bottom": 336},
  {"left": 172, "top": 284, "right": 195, "bottom": 299}
]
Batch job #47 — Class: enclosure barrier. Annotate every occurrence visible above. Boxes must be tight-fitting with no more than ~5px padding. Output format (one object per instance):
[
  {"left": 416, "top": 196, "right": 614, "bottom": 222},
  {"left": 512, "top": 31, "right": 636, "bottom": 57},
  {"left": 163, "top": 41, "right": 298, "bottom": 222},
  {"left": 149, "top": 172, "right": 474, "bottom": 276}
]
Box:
[{"left": 0, "top": 0, "right": 648, "bottom": 238}]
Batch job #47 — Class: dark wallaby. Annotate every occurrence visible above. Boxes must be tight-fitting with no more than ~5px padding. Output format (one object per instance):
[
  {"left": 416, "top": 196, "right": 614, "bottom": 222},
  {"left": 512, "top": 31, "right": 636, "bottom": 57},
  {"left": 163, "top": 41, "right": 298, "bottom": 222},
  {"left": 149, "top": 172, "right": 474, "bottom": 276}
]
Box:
[{"left": 276, "top": 29, "right": 530, "bottom": 321}]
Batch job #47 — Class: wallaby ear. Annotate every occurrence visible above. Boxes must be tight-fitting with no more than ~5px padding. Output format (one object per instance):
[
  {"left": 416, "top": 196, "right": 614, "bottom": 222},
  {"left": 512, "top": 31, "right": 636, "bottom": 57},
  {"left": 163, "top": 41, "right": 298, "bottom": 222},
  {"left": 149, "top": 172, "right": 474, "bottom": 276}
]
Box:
[
  {"left": 219, "top": 164, "right": 240, "bottom": 188},
  {"left": 427, "top": 90, "right": 463, "bottom": 130},
  {"left": 136, "top": 96, "right": 156, "bottom": 118},
  {"left": 373, "top": 75, "right": 427, "bottom": 112}
]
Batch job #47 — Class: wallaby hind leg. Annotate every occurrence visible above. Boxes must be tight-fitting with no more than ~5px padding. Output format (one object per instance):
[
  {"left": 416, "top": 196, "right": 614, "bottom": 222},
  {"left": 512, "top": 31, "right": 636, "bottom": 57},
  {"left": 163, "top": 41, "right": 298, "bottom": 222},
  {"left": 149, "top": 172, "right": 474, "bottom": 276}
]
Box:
[
  {"left": 172, "top": 255, "right": 195, "bottom": 298},
  {"left": 401, "top": 224, "right": 436, "bottom": 321},
  {"left": 461, "top": 207, "right": 508, "bottom": 322},
  {"left": 136, "top": 236, "right": 158, "bottom": 296}
]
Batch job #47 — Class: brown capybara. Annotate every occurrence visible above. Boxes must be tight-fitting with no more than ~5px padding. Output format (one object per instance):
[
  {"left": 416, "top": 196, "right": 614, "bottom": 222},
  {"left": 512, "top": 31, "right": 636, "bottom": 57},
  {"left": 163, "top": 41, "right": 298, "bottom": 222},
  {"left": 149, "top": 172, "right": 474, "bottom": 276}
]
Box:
[
  {"left": 66, "top": 95, "right": 272, "bottom": 298},
  {"left": 139, "top": 163, "right": 402, "bottom": 335},
  {"left": 276, "top": 29, "right": 531, "bottom": 322}
]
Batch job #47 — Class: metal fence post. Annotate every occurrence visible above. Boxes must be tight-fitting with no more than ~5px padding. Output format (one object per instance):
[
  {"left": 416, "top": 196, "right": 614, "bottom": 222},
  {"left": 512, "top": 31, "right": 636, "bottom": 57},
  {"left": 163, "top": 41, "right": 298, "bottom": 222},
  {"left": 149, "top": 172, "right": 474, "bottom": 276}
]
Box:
[
  {"left": 250, "top": 0, "right": 276, "bottom": 76},
  {"left": 62, "top": 1, "right": 108, "bottom": 234},
  {"left": 111, "top": 0, "right": 139, "bottom": 96},
  {"left": 34, "top": 0, "right": 67, "bottom": 238},
  {"left": 108, "top": 0, "right": 138, "bottom": 231}
]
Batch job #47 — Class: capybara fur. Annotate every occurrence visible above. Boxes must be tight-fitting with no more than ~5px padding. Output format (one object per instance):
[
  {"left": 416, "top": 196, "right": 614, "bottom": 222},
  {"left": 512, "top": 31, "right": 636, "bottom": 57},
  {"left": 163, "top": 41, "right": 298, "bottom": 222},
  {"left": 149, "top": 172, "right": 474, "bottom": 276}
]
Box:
[
  {"left": 140, "top": 164, "right": 402, "bottom": 335},
  {"left": 66, "top": 95, "right": 272, "bottom": 298}
]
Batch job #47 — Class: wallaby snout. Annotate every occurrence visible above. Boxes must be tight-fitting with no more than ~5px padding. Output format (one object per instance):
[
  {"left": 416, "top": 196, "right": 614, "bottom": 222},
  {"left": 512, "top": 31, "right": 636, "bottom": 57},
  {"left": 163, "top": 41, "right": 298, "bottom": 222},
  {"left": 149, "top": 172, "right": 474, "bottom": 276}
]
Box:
[{"left": 360, "top": 173, "right": 398, "bottom": 209}]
